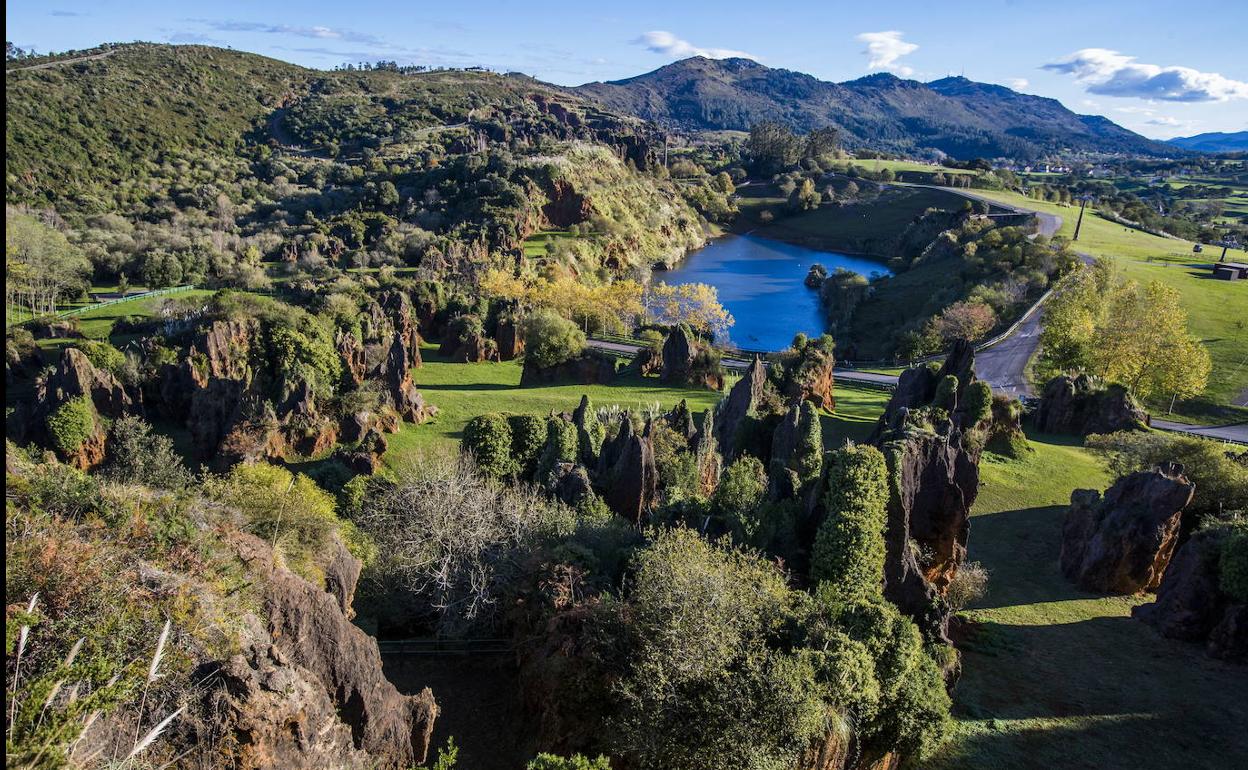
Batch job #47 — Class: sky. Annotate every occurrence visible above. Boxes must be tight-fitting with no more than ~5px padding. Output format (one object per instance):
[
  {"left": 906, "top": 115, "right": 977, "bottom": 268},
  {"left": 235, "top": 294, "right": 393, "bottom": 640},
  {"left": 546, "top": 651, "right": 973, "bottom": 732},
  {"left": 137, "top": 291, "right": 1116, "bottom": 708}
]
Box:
[{"left": 7, "top": 0, "right": 1247, "bottom": 139}]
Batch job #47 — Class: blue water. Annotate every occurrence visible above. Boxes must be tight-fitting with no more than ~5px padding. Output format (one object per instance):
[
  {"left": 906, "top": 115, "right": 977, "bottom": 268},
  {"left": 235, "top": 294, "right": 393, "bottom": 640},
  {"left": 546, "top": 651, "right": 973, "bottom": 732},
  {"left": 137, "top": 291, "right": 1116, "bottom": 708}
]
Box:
[{"left": 657, "top": 234, "right": 891, "bottom": 351}]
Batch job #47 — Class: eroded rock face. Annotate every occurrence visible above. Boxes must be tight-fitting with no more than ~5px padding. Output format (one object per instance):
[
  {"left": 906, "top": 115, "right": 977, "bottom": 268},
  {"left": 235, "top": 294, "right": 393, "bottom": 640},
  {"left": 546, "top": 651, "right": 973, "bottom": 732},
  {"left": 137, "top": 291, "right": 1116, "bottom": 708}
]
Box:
[
  {"left": 713, "top": 357, "right": 767, "bottom": 461},
  {"left": 598, "top": 419, "right": 657, "bottom": 523},
  {"left": 496, "top": 320, "right": 524, "bottom": 361},
  {"left": 28, "top": 347, "right": 132, "bottom": 468},
  {"left": 880, "top": 430, "right": 981, "bottom": 639},
  {"left": 660, "top": 326, "right": 696, "bottom": 384},
  {"left": 335, "top": 429, "right": 389, "bottom": 475},
  {"left": 1060, "top": 462, "right": 1195, "bottom": 594},
  {"left": 1133, "top": 525, "right": 1246, "bottom": 661},
  {"left": 203, "top": 532, "right": 439, "bottom": 769},
  {"left": 520, "top": 352, "right": 617, "bottom": 387},
  {"left": 337, "top": 330, "right": 368, "bottom": 387},
  {"left": 1034, "top": 374, "right": 1150, "bottom": 435}
]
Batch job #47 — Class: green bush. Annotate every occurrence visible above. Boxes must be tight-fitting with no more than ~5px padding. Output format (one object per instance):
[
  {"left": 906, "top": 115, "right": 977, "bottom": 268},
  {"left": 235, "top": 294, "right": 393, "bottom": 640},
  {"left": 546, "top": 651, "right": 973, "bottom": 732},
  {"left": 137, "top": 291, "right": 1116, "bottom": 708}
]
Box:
[
  {"left": 933, "top": 374, "right": 959, "bottom": 411},
  {"left": 462, "top": 413, "right": 516, "bottom": 479},
  {"left": 536, "top": 418, "right": 580, "bottom": 486},
  {"left": 508, "top": 414, "right": 548, "bottom": 478},
  {"left": 103, "top": 415, "right": 191, "bottom": 489},
  {"left": 45, "top": 396, "right": 96, "bottom": 454},
  {"left": 1219, "top": 522, "right": 1248, "bottom": 603},
  {"left": 962, "top": 380, "right": 993, "bottom": 423},
  {"left": 713, "top": 456, "right": 768, "bottom": 541},
  {"left": 522, "top": 309, "right": 585, "bottom": 369},
  {"left": 527, "top": 754, "right": 611, "bottom": 770},
  {"left": 811, "top": 444, "right": 889, "bottom": 592},
  {"left": 76, "top": 340, "right": 126, "bottom": 377}
]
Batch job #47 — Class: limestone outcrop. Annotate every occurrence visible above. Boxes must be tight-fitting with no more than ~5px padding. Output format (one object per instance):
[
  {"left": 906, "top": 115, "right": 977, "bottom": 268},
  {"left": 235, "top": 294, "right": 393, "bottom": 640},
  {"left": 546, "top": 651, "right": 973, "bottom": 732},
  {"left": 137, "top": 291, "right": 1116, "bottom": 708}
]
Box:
[
  {"left": 1133, "top": 523, "right": 1247, "bottom": 661},
  {"left": 197, "top": 532, "right": 439, "bottom": 769},
  {"left": 712, "top": 357, "right": 767, "bottom": 461},
  {"left": 1060, "top": 462, "right": 1195, "bottom": 594},
  {"left": 1033, "top": 374, "right": 1150, "bottom": 435}
]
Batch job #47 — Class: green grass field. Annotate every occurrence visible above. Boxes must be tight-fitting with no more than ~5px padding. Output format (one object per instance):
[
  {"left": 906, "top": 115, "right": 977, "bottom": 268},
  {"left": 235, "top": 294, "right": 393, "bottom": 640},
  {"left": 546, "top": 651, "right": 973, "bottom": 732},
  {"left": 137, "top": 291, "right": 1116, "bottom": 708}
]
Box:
[
  {"left": 930, "top": 432, "right": 1248, "bottom": 769},
  {"left": 31, "top": 289, "right": 217, "bottom": 358},
  {"left": 384, "top": 348, "right": 892, "bottom": 463},
  {"left": 969, "top": 190, "right": 1248, "bottom": 422}
]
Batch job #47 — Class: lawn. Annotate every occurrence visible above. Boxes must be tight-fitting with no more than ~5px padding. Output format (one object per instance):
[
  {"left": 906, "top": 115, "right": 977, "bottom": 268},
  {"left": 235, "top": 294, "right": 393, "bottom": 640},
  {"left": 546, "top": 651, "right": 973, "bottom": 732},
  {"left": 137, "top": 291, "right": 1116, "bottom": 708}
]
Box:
[
  {"left": 748, "top": 186, "right": 968, "bottom": 257},
  {"left": 930, "top": 432, "right": 1248, "bottom": 769},
  {"left": 521, "top": 229, "right": 583, "bottom": 259},
  {"left": 32, "top": 289, "right": 217, "bottom": 359},
  {"left": 385, "top": 348, "right": 892, "bottom": 464},
  {"left": 969, "top": 189, "right": 1248, "bottom": 422}
]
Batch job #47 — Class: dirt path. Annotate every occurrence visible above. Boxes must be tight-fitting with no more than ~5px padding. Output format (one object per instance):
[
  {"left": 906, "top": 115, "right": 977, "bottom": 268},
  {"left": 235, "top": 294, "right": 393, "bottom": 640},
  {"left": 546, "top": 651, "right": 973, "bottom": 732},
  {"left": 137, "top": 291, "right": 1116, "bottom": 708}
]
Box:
[{"left": 7, "top": 50, "right": 114, "bottom": 73}]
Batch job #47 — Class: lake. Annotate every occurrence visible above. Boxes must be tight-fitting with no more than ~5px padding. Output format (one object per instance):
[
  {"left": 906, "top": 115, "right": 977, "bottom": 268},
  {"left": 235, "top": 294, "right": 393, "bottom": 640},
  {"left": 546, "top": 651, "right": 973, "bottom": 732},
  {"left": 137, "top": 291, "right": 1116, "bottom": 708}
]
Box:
[{"left": 656, "top": 234, "right": 891, "bottom": 351}]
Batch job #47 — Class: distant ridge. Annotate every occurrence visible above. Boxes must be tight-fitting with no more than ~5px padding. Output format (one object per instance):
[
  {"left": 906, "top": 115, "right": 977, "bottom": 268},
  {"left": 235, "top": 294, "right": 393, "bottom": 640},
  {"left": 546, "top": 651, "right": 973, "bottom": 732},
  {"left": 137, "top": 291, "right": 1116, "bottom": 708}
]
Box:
[
  {"left": 575, "top": 57, "right": 1176, "bottom": 160},
  {"left": 1165, "top": 131, "right": 1248, "bottom": 153}
]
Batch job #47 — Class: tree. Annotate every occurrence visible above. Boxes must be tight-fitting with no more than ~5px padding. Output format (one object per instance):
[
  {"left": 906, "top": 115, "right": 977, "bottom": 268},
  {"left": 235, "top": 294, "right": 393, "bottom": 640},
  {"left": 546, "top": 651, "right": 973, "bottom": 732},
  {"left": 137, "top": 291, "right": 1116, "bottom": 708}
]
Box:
[
  {"left": 462, "top": 413, "right": 516, "bottom": 479},
  {"left": 811, "top": 444, "right": 889, "bottom": 593},
  {"left": 103, "top": 415, "right": 191, "bottom": 489},
  {"left": 930, "top": 300, "right": 997, "bottom": 343},
  {"left": 804, "top": 127, "right": 839, "bottom": 160},
  {"left": 643, "top": 282, "right": 734, "bottom": 338},
  {"left": 522, "top": 309, "right": 586, "bottom": 368},
  {"left": 6, "top": 211, "right": 90, "bottom": 321},
  {"left": 713, "top": 456, "right": 768, "bottom": 541},
  {"left": 746, "top": 122, "right": 802, "bottom": 177},
  {"left": 789, "top": 178, "right": 821, "bottom": 212}
]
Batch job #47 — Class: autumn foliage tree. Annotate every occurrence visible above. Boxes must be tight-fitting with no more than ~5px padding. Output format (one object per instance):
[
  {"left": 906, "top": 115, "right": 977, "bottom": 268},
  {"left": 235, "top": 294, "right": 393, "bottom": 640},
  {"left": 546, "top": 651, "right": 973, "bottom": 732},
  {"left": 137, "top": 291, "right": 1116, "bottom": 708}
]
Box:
[{"left": 643, "top": 282, "right": 734, "bottom": 338}]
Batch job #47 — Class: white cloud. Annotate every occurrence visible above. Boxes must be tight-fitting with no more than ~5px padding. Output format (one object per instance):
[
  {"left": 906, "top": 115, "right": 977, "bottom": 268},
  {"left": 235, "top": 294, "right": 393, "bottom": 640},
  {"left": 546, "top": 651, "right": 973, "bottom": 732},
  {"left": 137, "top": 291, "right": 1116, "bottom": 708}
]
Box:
[
  {"left": 1008, "top": 78, "right": 1029, "bottom": 91},
  {"left": 633, "top": 31, "right": 757, "bottom": 61},
  {"left": 1043, "top": 48, "right": 1248, "bottom": 102},
  {"left": 856, "top": 31, "right": 918, "bottom": 77},
  {"left": 198, "top": 20, "right": 384, "bottom": 45}
]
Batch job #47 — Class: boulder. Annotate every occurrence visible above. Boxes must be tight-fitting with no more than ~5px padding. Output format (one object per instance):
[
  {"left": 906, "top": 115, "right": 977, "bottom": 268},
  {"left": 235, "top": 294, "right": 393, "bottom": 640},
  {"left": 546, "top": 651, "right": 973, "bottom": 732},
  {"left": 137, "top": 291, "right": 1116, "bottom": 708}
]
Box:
[
  {"left": 336, "top": 330, "right": 368, "bottom": 387},
  {"left": 713, "top": 357, "right": 767, "bottom": 461},
  {"left": 1060, "top": 462, "right": 1195, "bottom": 594},
  {"left": 779, "top": 342, "right": 836, "bottom": 412},
  {"left": 520, "top": 351, "right": 617, "bottom": 387},
  {"left": 1133, "top": 524, "right": 1247, "bottom": 661},
  {"left": 335, "top": 429, "right": 389, "bottom": 475},
  {"left": 1033, "top": 374, "right": 1150, "bottom": 435},
  {"left": 495, "top": 319, "right": 524, "bottom": 361},
  {"left": 439, "top": 332, "right": 498, "bottom": 363},
  {"left": 549, "top": 462, "right": 594, "bottom": 507}
]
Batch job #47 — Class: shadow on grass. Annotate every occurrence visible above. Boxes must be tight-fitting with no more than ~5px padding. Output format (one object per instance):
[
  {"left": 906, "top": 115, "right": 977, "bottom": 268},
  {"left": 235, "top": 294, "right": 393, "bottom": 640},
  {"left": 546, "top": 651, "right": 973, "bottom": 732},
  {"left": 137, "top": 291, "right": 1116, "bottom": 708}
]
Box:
[
  {"left": 945, "top": 613, "right": 1248, "bottom": 768},
  {"left": 418, "top": 382, "right": 515, "bottom": 392},
  {"left": 966, "top": 503, "right": 1093, "bottom": 610}
]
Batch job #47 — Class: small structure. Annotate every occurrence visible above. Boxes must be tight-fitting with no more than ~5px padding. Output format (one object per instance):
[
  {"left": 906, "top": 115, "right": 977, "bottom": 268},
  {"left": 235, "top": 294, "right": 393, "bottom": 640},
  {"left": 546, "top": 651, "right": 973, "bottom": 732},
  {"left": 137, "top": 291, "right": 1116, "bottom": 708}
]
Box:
[{"left": 1211, "top": 262, "right": 1248, "bottom": 281}]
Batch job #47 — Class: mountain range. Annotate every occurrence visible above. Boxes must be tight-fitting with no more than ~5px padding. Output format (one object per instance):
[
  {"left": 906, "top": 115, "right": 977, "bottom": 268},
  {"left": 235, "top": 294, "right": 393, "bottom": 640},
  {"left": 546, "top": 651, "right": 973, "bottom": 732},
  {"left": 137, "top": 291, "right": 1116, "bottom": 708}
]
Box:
[
  {"left": 574, "top": 57, "right": 1175, "bottom": 160},
  {"left": 1165, "top": 131, "right": 1248, "bottom": 153}
]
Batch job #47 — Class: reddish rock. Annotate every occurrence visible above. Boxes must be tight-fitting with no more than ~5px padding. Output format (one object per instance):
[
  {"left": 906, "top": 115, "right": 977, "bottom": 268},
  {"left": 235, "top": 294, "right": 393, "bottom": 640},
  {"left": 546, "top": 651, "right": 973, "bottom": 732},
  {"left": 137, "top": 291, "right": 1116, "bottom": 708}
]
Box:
[
  {"left": 1060, "top": 462, "right": 1195, "bottom": 594},
  {"left": 336, "top": 330, "right": 368, "bottom": 386}
]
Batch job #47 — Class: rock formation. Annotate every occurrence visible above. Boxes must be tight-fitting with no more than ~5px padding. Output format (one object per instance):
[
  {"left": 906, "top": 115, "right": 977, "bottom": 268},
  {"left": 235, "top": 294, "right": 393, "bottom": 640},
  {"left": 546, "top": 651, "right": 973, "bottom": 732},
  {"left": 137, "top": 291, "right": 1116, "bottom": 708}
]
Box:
[
  {"left": 712, "top": 357, "right": 767, "bottom": 461},
  {"left": 520, "top": 351, "right": 618, "bottom": 387},
  {"left": 24, "top": 347, "right": 133, "bottom": 468},
  {"left": 660, "top": 325, "right": 697, "bottom": 384},
  {"left": 1060, "top": 462, "right": 1195, "bottom": 594},
  {"left": 495, "top": 319, "right": 525, "bottom": 361},
  {"left": 597, "top": 418, "right": 658, "bottom": 523},
  {"left": 1033, "top": 374, "right": 1150, "bottom": 435},
  {"left": 198, "top": 532, "right": 439, "bottom": 769},
  {"left": 335, "top": 428, "right": 389, "bottom": 475},
  {"left": 1133, "top": 523, "right": 1247, "bottom": 662}
]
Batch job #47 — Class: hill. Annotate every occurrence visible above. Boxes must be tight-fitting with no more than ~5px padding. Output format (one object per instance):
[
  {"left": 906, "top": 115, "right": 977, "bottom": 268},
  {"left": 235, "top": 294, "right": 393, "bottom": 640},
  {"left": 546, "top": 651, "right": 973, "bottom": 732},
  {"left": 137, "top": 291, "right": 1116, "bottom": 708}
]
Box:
[
  {"left": 1166, "top": 131, "right": 1248, "bottom": 153},
  {"left": 574, "top": 57, "right": 1173, "bottom": 160}
]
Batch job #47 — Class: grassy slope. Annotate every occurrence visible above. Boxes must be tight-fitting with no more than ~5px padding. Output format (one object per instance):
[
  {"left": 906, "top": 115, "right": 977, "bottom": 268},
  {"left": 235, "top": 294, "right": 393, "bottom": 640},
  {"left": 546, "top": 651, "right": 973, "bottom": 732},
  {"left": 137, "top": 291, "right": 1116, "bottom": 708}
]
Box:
[
  {"left": 971, "top": 190, "right": 1248, "bottom": 421},
  {"left": 385, "top": 348, "right": 891, "bottom": 462},
  {"left": 931, "top": 433, "right": 1248, "bottom": 769}
]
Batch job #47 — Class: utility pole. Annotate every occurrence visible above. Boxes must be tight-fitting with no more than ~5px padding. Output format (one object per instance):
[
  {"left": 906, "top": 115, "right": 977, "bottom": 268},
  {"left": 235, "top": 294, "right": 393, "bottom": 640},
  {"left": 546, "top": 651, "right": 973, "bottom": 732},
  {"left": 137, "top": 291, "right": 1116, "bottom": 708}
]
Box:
[{"left": 1073, "top": 194, "right": 1094, "bottom": 242}]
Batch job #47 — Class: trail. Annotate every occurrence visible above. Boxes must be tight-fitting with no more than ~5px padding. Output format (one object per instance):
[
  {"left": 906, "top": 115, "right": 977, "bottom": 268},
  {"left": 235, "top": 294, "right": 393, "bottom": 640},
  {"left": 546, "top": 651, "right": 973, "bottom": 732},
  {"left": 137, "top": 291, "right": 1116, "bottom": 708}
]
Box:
[{"left": 6, "top": 50, "right": 114, "bottom": 73}]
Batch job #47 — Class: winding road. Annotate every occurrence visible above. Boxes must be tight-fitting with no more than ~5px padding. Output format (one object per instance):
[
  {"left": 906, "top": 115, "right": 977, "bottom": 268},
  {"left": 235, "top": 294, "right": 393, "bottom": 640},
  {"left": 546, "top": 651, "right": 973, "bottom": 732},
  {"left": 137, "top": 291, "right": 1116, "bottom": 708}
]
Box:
[{"left": 592, "top": 188, "right": 1247, "bottom": 444}]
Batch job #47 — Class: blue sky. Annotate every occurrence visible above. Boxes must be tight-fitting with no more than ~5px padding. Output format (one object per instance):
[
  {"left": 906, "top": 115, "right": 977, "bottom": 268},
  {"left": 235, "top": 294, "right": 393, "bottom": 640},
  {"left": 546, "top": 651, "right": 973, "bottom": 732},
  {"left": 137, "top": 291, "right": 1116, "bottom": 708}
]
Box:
[{"left": 7, "top": 0, "right": 1246, "bottom": 139}]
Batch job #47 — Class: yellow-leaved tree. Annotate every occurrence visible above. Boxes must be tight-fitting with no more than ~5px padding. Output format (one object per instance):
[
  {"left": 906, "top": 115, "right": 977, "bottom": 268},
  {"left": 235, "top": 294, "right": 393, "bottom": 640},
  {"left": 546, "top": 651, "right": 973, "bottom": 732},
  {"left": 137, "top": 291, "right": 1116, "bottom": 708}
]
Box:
[{"left": 643, "top": 282, "right": 735, "bottom": 339}]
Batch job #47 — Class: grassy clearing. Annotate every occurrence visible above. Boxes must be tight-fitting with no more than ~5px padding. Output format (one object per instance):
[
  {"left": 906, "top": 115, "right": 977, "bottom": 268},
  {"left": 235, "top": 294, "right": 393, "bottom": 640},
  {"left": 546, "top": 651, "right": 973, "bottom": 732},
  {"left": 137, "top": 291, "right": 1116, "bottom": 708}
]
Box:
[
  {"left": 970, "top": 189, "right": 1248, "bottom": 421},
  {"left": 931, "top": 432, "right": 1248, "bottom": 769},
  {"left": 386, "top": 348, "right": 892, "bottom": 463},
  {"left": 751, "top": 187, "right": 967, "bottom": 257},
  {"left": 521, "top": 228, "right": 583, "bottom": 258},
  {"left": 32, "top": 290, "right": 217, "bottom": 359}
]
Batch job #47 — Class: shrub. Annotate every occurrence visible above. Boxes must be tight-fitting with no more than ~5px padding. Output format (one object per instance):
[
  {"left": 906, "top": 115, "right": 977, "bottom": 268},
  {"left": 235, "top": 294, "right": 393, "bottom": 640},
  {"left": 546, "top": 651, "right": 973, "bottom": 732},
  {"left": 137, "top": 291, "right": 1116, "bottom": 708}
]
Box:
[
  {"left": 527, "top": 754, "right": 611, "bottom": 770},
  {"left": 811, "top": 444, "right": 889, "bottom": 592},
  {"left": 210, "top": 463, "right": 349, "bottom": 580},
  {"left": 536, "top": 418, "right": 580, "bottom": 487},
  {"left": 1085, "top": 432, "right": 1248, "bottom": 520},
  {"left": 713, "top": 456, "right": 768, "bottom": 541},
  {"left": 523, "top": 309, "right": 585, "bottom": 369},
  {"left": 962, "top": 381, "right": 993, "bottom": 424},
  {"left": 45, "top": 396, "right": 96, "bottom": 454},
  {"left": 1219, "top": 522, "right": 1248, "bottom": 603},
  {"left": 76, "top": 340, "right": 126, "bottom": 376},
  {"left": 933, "top": 375, "right": 959, "bottom": 411},
  {"left": 103, "top": 415, "right": 191, "bottom": 490},
  {"left": 508, "top": 414, "right": 548, "bottom": 478},
  {"left": 462, "top": 413, "right": 516, "bottom": 479},
  {"left": 946, "top": 560, "right": 990, "bottom": 610}
]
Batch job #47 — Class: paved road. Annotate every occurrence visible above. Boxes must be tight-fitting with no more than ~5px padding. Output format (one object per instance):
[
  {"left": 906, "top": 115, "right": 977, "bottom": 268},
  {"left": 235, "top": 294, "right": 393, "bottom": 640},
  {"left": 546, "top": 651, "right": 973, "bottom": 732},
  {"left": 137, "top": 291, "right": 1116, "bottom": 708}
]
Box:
[{"left": 1152, "top": 420, "right": 1248, "bottom": 444}]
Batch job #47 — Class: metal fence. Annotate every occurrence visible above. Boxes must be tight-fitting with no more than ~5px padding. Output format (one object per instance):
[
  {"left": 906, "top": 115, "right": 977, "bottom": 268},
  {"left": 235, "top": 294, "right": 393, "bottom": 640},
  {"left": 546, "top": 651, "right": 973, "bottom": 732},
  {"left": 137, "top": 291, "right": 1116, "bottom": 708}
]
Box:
[{"left": 52, "top": 284, "right": 198, "bottom": 319}]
